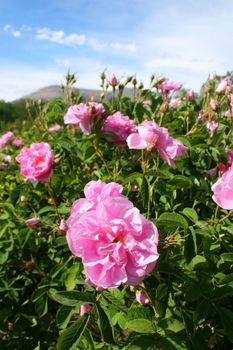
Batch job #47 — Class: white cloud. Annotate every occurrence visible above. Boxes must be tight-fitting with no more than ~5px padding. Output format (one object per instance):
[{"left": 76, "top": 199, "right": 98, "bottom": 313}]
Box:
[
  {"left": 88, "top": 37, "right": 137, "bottom": 53},
  {"left": 35, "top": 27, "right": 86, "bottom": 46},
  {"left": 3, "top": 24, "right": 21, "bottom": 38}
]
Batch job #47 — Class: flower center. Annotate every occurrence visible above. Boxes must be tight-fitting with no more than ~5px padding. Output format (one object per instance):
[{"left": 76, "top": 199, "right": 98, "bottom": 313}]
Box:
[
  {"left": 35, "top": 156, "right": 44, "bottom": 165},
  {"left": 113, "top": 233, "right": 125, "bottom": 245}
]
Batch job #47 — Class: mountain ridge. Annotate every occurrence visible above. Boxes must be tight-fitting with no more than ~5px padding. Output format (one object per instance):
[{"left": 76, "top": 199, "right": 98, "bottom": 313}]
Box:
[{"left": 21, "top": 85, "right": 133, "bottom": 101}]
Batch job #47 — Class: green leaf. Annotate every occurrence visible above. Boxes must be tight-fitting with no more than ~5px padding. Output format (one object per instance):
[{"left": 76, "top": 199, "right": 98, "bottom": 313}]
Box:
[
  {"left": 102, "top": 291, "right": 128, "bottom": 312},
  {"left": 62, "top": 263, "right": 81, "bottom": 291},
  {"left": 126, "top": 305, "right": 153, "bottom": 321},
  {"left": 168, "top": 175, "right": 193, "bottom": 189},
  {"left": 184, "top": 227, "right": 197, "bottom": 263},
  {"left": 194, "top": 299, "right": 210, "bottom": 323},
  {"left": 48, "top": 288, "right": 96, "bottom": 306},
  {"left": 35, "top": 295, "right": 48, "bottom": 317},
  {"left": 125, "top": 319, "right": 155, "bottom": 333},
  {"left": 122, "top": 172, "right": 144, "bottom": 184},
  {"left": 220, "top": 253, "right": 233, "bottom": 262},
  {"left": 56, "top": 305, "right": 74, "bottom": 329},
  {"left": 126, "top": 334, "right": 159, "bottom": 350},
  {"left": 38, "top": 206, "right": 56, "bottom": 214},
  {"left": 57, "top": 314, "right": 89, "bottom": 350},
  {"left": 156, "top": 212, "right": 188, "bottom": 230},
  {"left": 159, "top": 318, "right": 185, "bottom": 333},
  {"left": 211, "top": 284, "right": 233, "bottom": 300},
  {"left": 182, "top": 208, "right": 198, "bottom": 223},
  {"left": 218, "top": 307, "right": 233, "bottom": 343},
  {"left": 189, "top": 255, "right": 207, "bottom": 269},
  {"left": 96, "top": 303, "right": 115, "bottom": 344}
]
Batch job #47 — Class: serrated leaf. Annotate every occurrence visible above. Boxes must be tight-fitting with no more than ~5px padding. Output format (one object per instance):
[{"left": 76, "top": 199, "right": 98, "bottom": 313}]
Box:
[
  {"left": 125, "top": 319, "right": 154, "bottom": 333},
  {"left": 62, "top": 263, "right": 81, "bottom": 291},
  {"left": 48, "top": 288, "right": 96, "bottom": 306},
  {"left": 102, "top": 291, "right": 127, "bottom": 312},
  {"left": 38, "top": 206, "right": 56, "bottom": 214},
  {"left": 56, "top": 305, "right": 74, "bottom": 329},
  {"left": 122, "top": 172, "right": 144, "bottom": 184},
  {"left": 57, "top": 314, "right": 89, "bottom": 350},
  {"left": 168, "top": 175, "right": 193, "bottom": 189},
  {"left": 182, "top": 207, "right": 198, "bottom": 223},
  {"left": 96, "top": 303, "right": 115, "bottom": 344},
  {"left": 156, "top": 212, "right": 188, "bottom": 230}
]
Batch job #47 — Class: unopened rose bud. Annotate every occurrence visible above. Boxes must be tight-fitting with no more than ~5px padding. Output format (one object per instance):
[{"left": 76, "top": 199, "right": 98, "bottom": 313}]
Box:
[
  {"left": 125, "top": 76, "right": 133, "bottom": 84},
  {"left": 138, "top": 82, "right": 144, "bottom": 90},
  {"left": 109, "top": 74, "right": 118, "bottom": 87},
  {"left": 208, "top": 167, "right": 217, "bottom": 178},
  {"left": 100, "top": 72, "right": 106, "bottom": 81},
  {"left": 80, "top": 304, "right": 92, "bottom": 316},
  {"left": 118, "top": 84, "right": 124, "bottom": 92},
  {"left": 135, "top": 290, "right": 150, "bottom": 305},
  {"left": 59, "top": 219, "right": 67, "bottom": 234},
  {"left": 186, "top": 89, "right": 195, "bottom": 101},
  {"left": 25, "top": 217, "right": 40, "bottom": 229},
  {"left": 132, "top": 77, "right": 137, "bottom": 86}
]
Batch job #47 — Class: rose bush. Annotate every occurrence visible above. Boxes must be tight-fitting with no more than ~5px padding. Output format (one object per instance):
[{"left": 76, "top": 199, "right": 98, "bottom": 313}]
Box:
[{"left": 1, "top": 71, "right": 233, "bottom": 349}]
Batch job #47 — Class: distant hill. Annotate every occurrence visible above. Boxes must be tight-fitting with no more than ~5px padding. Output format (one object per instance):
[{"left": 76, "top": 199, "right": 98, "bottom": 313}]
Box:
[{"left": 22, "top": 85, "right": 133, "bottom": 101}]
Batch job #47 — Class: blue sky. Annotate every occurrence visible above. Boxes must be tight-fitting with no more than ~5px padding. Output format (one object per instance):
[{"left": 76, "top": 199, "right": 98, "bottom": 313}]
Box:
[{"left": 0, "top": 0, "right": 233, "bottom": 101}]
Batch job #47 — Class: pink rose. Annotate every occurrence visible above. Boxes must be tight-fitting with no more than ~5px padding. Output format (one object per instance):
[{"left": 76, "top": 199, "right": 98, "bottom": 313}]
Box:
[
  {"left": 12, "top": 139, "right": 24, "bottom": 148},
  {"left": 225, "top": 94, "right": 233, "bottom": 117},
  {"left": 212, "top": 164, "right": 233, "bottom": 209},
  {"left": 159, "top": 79, "right": 182, "bottom": 96},
  {"left": 48, "top": 124, "right": 63, "bottom": 132},
  {"left": 216, "top": 77, "right": 230, "bottom": 93},
  {"left": 66, "top": 180, "right": 159, "bottom": 289},
  {"left": 168, "top": 98, "right": 181, "bottom": 108},
  {"left": 135, "top": 290, "right": 150, "bottom": 305},
  {"left": 0, "top": 131, "right": 14, "bottom": 148},
  {"left": 25, "top": 217, "right": 40, "bottom": 229},
  {"left": 206, "top": 121, "right": 218, "bottom": 137},
  {"left": 218, "top": 149, "right": 233, "bottom": 175},
  {"left": 80, "top": 304, "right": 92, "bottom": 316},
  {"left": 102, "top": 112, "right": 137, "bottom": 146},
  {"left": 210, "top": 99, "right": 218, "bottom": 110},
  {"left": 64, "top": 102, "right": 105, "bottom": 135},
  {"left": 0, "top": 153, "right": 11, "bottom": 163},
  {"left": 16, "top": 142, "right": 54, "bottom": 183},
  {"left": 186, "top": 89, "right": 195, "bottom": 101},
  {"left": 127, "top": 120, "right": 188, "bottom": 167}
]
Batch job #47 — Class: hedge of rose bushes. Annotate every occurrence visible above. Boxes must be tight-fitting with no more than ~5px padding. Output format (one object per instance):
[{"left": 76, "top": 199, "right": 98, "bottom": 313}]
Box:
[{"left": 0, "top": 72, "right": 233, "bottom": 349}]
